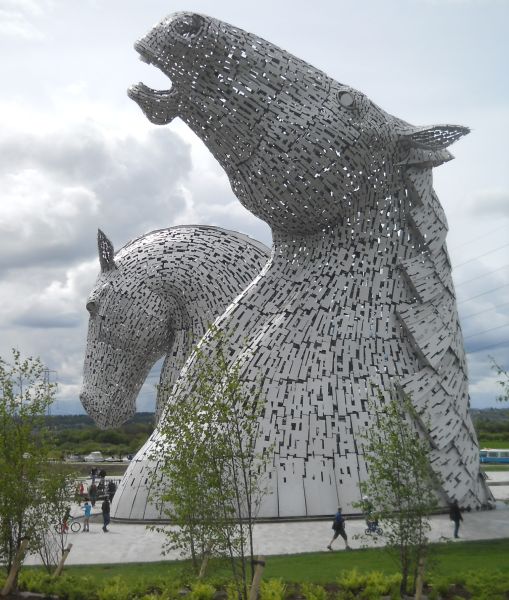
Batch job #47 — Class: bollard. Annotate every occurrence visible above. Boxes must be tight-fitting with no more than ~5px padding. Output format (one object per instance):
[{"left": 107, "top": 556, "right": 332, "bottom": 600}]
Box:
[
  {"left": 1, "top": 537, "right": 30, "bottom": 597},
  {"left": 248, "top": 556, "right": 266, "bottom": 600},
  {"left": 53, "top": 543, "right": 73, "bottom": 578}
]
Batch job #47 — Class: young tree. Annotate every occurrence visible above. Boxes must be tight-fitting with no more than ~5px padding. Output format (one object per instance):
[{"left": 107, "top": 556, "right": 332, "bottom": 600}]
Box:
[
  {"left": 151, "top": 330, "right": 271, "bottom": 599},
  {"left": 357, "top": 386, "right": 441, "bottom": 598},
  {"left": 32, "top": 467, "right": 77, "bottom": 574},
  {"left": 489, "top": 356, "right": 509, "bottom": 402},
  {"left": 0, "top": 349, "right": 57, "bottom": 586}
]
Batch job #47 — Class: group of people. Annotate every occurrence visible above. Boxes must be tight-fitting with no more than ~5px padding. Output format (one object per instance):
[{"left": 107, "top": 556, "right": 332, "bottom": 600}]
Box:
[
  {"left": 76, "top": 475, "right": 117, "bottom": 507},
  {"left": 82, "top": 497, "right": 110, "bottom": 532},
  {"left": 70, "top": 468, "right": 116, "bottom": 533},
  {"left": 326, "top": 498, "right": 464, "bottom": 551}
]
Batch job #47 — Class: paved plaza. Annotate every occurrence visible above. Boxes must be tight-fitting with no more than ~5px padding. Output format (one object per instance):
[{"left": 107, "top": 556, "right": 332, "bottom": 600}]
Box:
[{"left": 25, "top": 475, "right": 509, "bottom": 566}]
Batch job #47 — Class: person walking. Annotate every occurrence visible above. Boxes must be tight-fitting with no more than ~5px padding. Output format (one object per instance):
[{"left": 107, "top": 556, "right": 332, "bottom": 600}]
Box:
[
  {"left": 99, "top": 468, "right": 107, "bottom": 486},
  {"left": 88, "top": 482, "right": 97, "bottom": 507},
  {"left": 107, "top": 480, "right": 117, "bottom": 502},
  {"left": 82, "top": 501, "right": 92, "bottom": 532},
  {"left": 449, "top": 499, "right": 463, "bottom": 539},
  {"left": 327, "top": 506, "right": 350, "bottom": 551},
  {"left": 101, "top": 497, "right": 110, "bottom": 532}
]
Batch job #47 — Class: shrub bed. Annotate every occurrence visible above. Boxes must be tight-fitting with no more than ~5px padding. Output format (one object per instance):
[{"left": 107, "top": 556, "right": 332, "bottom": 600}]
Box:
[{"left": 13, "top": 568, "right": 508, "bottom": 600}]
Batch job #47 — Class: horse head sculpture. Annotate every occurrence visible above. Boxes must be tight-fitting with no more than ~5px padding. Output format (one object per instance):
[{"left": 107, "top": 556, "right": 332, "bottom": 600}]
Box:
[
  {"left": 119, "top": 13, "right": 491, "bottom": 518},
  {"left": 80, "top": 226, "right": 268, "bottom": 429}
]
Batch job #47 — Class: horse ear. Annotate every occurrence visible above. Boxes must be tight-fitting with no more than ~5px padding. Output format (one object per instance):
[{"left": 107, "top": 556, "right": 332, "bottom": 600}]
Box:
[
  {"left": 97, "top": 229, "right": 117, "bottom": 272},
  {"left": 398, "top": 125, "right": 470, "bottom": 150}
]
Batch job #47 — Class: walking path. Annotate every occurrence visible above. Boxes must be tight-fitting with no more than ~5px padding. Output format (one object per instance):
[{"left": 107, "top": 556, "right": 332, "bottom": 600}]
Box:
[{"left": 25, "top": 474, "right": 509, "bottom": 566}]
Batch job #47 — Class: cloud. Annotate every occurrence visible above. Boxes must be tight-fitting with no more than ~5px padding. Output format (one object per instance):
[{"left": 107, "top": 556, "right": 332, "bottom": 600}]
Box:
[
  {"left": 0, "top": 123, "right": 192, "bottom": 271},
  {"left": 10, "top": 260, "right": 98, "bottom": 330},
  {"left": 0, "top": 0, "right": 53, "bottom": 41},
  {"left": 470, "top": 190, "right": 509, "bottom": 217}
]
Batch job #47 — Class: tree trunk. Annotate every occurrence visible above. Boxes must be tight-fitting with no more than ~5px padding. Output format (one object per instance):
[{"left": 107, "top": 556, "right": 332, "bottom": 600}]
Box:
[
  {"left": 53, "top": 543, "right": 73, "bottom": 578},
  {"left": 400, "top": 563, "right": 408, "bottom": 599},
  {"left": 1, "top": 538, "right": 29, "bottom": 596},
  {"left": 248, "top": 556, "right": 265, "bottom": 600},
  {"left": 414, "top": 555, "right": 425, "bottom": 600},
  {"left": 198, "top": 543, "right": 212, "bottom": 579}
]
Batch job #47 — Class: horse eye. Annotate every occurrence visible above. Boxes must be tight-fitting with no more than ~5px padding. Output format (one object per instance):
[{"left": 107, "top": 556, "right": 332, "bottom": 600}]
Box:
[
  {"left": 173, "top": 14, "right": 205, "bottom": 39},
  {"left": 338, "top": 91, "right": 355, "bottom": 109},
  {"left": 86, "top": 300, "right": 98, "bottom": 316}
]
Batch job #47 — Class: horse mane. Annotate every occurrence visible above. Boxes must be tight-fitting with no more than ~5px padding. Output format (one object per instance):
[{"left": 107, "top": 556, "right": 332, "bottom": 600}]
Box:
[{"left": 395, "top": 147, "right": 482, "bottom": 503}]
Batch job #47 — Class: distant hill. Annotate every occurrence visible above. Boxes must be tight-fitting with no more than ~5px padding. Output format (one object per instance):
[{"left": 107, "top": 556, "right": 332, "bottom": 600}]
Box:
[
  {"left": 44, "top": 412, "right": 155, "bottom": 431},
  {"left": 470, "top": 408, "right": 509, "bottom": 425},
  {"left": 43, "top": 408, "right": 507, "bottom": 458},
  {"left": 43, "top": 413, "right": 156, "bottom": 458}
]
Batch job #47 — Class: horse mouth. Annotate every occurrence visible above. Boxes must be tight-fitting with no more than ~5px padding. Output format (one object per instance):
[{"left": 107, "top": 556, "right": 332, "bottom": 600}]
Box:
[
  {"left": 128, "top": 41, "right": 179, "bottom": 125},
  {"left": 80, "top": 391, "right": 134, "bottom": 430}
]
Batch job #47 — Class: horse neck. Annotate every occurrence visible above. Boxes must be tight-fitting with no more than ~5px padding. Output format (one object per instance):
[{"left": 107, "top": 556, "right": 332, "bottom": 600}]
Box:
[{"left": 269, "top": 189, "right": 413, "bottom": 294}]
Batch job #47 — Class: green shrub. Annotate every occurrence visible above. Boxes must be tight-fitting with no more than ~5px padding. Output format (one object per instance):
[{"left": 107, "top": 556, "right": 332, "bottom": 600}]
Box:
[
  {"left": 337, "top": 569, "right": 366, "bottom": 592},
  {"left": 161, "top": 578, "right": 186, "bottom": 600},
  {"left": 97, "top": 576, "right": 131, "bottom": 600},
  {"left": 259, "top": 578, "right": 286, "bottom": 600},
  {"left": 188, "top": 581, "right": 216, "bottom": 600},
  {"left": 336, "top": 570, "right": 401, "bottom": 600},
  {"left": 361, "top": 571, "right": 401, "bottom": 599},
  {"left": 299, "top": 582, "right": 327, "bottom": 600},
  {"left": 19, "top": 570, "right": 54, "bottom": 594},
  {"left": 52, "top": 574, "right": 100, "bottom": 600},
  {"left": 463, "top": 569, "right": 509, "bottom": 600}
]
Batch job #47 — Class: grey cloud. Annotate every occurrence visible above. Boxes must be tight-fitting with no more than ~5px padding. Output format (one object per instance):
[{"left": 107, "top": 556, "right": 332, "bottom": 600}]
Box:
[
  {"left": 13, "top": 313, "right": 81, "bottom": 329},
  {"left": 0, "top": 125, "right": 192, "bottom": 272},
  {"left": 471, "top": 190, "right": 509, "bottom": 216},
  {"left": 0, "top": 0, "right": 49, "bottom": 41}
]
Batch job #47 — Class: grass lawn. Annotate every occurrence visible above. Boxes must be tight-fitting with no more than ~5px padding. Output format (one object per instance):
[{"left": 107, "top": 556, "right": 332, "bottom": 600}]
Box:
[
  {"left": 57, "top": 538, "right": 509, "bottom": 585},
  {"left": 481, "top": 464, "right": 509, "bottom": 472},
  {"left": 478, "top": 439, "right": 509, "bottom": 449}
]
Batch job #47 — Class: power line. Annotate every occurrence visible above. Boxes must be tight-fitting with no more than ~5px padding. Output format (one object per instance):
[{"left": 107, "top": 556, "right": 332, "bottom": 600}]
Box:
[
  {"left": 457, "top": 282, "right": 509, "bottom": 304},
  {"left": 460, "top": 301, "right": 509, "bottom": 321},
  {"left": 451, "top": 223, "right": 509, "bottom": 250},
  {"left": 464, "top": 322, "right": 509, "bottom": 340},
  {"left": 455, "top": 264, "right": 509, "bottom": 288},
  {"left": 467, "top": 339, "right": 509, "bottom": 354},
  {"left": 452, "top": 242, "right": 509, "bottom": 269}
]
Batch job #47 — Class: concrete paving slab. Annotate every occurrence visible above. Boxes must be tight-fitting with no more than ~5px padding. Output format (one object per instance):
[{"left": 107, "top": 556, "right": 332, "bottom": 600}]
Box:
[{"left": 24, "top": 505, "right": 509, "bottom": 566}]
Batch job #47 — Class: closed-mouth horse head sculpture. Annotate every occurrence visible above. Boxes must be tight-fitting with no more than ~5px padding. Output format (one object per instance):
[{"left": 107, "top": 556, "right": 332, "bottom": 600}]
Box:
[
  {"left": 121, "top": 12, "right": 492, "bottom": 518},
  {"left": 80, "top": 226, "right": 268, "bottom": 429}
]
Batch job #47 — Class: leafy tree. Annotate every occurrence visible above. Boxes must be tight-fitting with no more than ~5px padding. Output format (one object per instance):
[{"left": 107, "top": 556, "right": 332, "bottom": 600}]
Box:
[
  {"left": 32, "top": 467, "right": 77, "bottom": 574},
  {"left": 490, "top": 356, "right": 509, "bottom": 403},
  {"left": 357, "top": 386, "right": 441, "bottom": 598},
  {"left": 0, "top": 349, "right": 63, "bottom": 587},
  {"left": 151, "top": 330, "right": 271, "bottom": 599}
]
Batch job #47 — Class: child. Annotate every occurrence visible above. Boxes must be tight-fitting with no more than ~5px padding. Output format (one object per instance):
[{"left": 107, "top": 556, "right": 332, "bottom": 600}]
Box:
[{"left": 83, "top": 501, "right": 92, "bottom": 532}]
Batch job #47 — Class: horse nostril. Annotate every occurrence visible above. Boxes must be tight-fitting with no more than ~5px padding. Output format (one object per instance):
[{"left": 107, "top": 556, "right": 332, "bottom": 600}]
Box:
[{"left": 86, "top": 300, "right": 98, "bottom": 316}]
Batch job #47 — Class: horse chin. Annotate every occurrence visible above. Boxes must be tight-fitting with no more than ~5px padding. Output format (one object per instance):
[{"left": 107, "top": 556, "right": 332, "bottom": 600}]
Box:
[{"left": 128, "top": 83, "right": 179, "bottom": 125}]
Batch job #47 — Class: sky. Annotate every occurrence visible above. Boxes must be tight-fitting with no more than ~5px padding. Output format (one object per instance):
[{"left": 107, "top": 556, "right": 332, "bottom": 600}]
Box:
[{"left": 0, "top": 0, "right": 507, "bottom": 415}]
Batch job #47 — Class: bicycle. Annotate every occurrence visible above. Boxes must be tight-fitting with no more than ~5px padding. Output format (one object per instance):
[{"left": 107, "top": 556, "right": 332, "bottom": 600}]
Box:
[
  {"left": 54, "top": 516, "right": 82, "bottom": 534},
  {"left": 365, "top": 520, "right": 383, "bottom": 535}
]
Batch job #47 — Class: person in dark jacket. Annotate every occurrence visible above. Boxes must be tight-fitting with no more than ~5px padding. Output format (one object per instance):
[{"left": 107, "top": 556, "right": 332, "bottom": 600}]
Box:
[
  {"left": 107, "top": 480, "right": 117, "bottom": 502},
  {"left": 327, "top": 506, "right": 351, "bottom": 550},
  {"left": 101, "top": 498, "right": 110, "bottom": 532},
  {"left": 449, "top": 499, "right": 463, "bottom": 538},
  {"left": 88, "top": 483, "right": 97, "bottom": 507}
]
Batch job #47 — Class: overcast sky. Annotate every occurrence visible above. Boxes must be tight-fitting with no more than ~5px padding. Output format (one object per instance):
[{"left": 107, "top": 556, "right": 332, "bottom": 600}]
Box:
[{"left": 0, "top": 0, "right": 507, "bottom": 415}]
